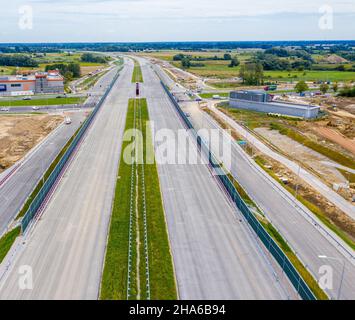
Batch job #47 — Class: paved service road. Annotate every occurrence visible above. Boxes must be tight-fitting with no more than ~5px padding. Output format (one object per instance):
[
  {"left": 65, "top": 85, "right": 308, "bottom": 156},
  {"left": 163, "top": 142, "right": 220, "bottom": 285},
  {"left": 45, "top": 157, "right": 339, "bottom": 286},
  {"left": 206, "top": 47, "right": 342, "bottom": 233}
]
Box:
[
  {"left": 163, "top": 78, "right": 355, "bottom": 300},
  {"left": 0, "top": 67, "right": 120, "bottom": 237},
  {"left": 152, "top": 60, "right": 355, "bottom": 300},
  {"left": 0, "top": 58, "right": 134, "bottom": 299},
  {"left": 140, "top": 58, "right": 292, "bottom": 299}
]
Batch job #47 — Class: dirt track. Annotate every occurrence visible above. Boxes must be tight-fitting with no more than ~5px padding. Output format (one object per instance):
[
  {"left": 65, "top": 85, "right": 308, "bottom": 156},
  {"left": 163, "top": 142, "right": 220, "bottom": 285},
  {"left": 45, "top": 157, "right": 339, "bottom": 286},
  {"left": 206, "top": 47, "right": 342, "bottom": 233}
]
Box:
[
  {"left": 0, "top": 114, "right": 63, "bottom": 172},
  {"left": 316, "top": 127, "right": 355, "bottom": 155}
]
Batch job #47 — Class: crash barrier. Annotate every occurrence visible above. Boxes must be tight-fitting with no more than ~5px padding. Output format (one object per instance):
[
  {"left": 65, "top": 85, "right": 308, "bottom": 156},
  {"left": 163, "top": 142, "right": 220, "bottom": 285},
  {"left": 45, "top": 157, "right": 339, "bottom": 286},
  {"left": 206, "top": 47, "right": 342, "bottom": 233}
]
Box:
[
  {"left": 21, "top": 69, "right": 122, "bottom": 232},
  {"left": 161, "top": 81, "right": 317, "bottom": 300}
]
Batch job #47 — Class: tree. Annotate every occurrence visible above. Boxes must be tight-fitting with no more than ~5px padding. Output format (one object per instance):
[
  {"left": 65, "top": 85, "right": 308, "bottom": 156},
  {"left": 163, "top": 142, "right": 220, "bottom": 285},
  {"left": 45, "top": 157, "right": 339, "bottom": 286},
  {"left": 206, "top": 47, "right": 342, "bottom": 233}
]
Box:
[
  {"left": 181, "top": 57, "right": 191, "bottom": 69},
  {"left": 173, "top": 54, "right": 185, "bottom": 61},
  {"left": 64, "top": 71, "right": 73, "bottom": 81},
  {"left": 224, "top": 53, "right": 232, "bottom": 60},
  {"left": 81, "top": 53, "right": 108, "bottom": 64},
  {"left": 320, "top": 83, "right": 329, "bottom": 94},
  {"left": 238, "top": 63, "right": 264, "bottom": 85},
  {"left": 336, "top": 65, "right": 346, "bottom": 71},
  {"left": 332, "top": 82, "right": 339, "bottom": 92},
  {"left": 228, "top": 56, "right": 240, "bottom": 68},
  {"left": 295, "top": 81, "right": 309, "bottom": 94},
  {"left": 0, "top": 54, "right": 38, "bottom": 67}
]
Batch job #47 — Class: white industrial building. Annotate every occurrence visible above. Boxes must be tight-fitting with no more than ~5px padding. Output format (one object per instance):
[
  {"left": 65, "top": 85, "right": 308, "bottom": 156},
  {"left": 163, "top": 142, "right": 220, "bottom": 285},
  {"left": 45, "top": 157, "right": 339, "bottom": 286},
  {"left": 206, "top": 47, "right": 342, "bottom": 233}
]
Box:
[{"left": 229, "top": 91, "right": 320, "bottom": 119}]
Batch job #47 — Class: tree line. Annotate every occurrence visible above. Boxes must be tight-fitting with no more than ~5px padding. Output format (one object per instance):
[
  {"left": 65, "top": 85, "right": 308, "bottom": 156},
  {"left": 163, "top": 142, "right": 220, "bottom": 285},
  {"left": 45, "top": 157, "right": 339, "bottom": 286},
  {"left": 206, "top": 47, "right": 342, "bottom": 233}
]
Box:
[
  {"left": 45, "top": 63, "right": 81, "bottom": 81},
  {"left": 0, "top": 54, "right": 38, "bottom": 67},
  {"left": 81, "top": 53, "right": 109, "bottom": 64}
]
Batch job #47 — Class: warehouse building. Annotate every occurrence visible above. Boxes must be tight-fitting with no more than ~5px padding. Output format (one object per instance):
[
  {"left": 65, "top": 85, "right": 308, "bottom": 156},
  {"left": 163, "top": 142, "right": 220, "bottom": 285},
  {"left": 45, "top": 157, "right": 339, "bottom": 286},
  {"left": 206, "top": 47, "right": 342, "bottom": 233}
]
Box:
[
  {"left": 0, "top": 70, "right": 64, "bottom": 96},
  {"left": 229, "top": 90, "right": 320, "bottom": 119}
]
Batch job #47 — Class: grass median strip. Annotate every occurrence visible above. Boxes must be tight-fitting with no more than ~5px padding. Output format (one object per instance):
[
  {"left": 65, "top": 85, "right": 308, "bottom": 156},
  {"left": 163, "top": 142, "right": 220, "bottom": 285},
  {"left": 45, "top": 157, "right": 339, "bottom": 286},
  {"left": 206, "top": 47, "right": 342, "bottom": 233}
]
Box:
[
  {"left": 132, "top": 60, "right": 143, "bottom": 83},
  {"left": 100, "top": 98, "right": 176, "bottom": 300}
]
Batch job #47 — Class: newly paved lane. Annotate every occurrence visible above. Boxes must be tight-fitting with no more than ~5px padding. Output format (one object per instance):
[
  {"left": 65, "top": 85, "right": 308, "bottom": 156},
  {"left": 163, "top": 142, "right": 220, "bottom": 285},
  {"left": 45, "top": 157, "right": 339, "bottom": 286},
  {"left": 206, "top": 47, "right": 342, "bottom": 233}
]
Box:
[
  {"left": 152, "top": 60, "right": 355, "bottom": 300},
  {"left": 140, "top": 59, "right": 291, "bottom": 299},
  {"left": 0, "top": 67, "right": 119, "bottom": 237},
  {"left": 172, "top": 88, "right": 355, "bottom": 300},
  {"left": 0, "top": 59, "right": 134, "bottom": 299}
]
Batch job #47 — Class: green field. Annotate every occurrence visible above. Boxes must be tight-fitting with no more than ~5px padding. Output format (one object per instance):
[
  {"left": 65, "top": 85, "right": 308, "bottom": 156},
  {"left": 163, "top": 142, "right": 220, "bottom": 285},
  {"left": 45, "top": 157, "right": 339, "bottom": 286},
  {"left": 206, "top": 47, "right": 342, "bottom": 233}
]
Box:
[
  {"left": 132, "top": 60, "right": 143, "bottom": 83},
  {"left": 264, "top": 70, "right": 355, "bottom": 82},
  {"left": 0, "top": 97, "right": 84, "bottom": 107},
  {"left": 100, "top": 98, "right": 176, "bottom": 300},
  {"left": 141, "top": 50, "right": 355, "bottom": 82},
  {"left": 0, "top": 52, "right": 109, "bottom": 76}
]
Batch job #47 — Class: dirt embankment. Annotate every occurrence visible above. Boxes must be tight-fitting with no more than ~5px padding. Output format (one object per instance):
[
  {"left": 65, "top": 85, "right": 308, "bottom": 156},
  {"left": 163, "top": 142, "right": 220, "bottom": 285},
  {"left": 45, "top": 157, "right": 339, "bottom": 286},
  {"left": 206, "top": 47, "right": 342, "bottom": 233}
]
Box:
[{"left": 0, "top": 115, "right": 63, "bottom": 172}]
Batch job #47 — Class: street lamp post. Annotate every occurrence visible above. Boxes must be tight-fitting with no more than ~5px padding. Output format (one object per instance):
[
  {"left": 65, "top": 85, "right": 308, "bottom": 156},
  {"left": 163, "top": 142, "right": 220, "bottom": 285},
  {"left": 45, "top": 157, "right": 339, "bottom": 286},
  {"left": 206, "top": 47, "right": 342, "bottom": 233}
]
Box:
[{"left": 318, "top": 255, "right": 346, "bottom": 300}]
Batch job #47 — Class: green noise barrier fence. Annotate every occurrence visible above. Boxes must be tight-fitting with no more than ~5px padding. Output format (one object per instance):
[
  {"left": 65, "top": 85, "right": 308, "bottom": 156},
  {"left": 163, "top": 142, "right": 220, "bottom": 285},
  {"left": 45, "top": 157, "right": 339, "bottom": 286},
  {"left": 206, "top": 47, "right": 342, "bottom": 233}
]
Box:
[
  {"left": 20, "top": 68, "right": 122, "bottom": 232},
  {"left": 161, "top": 81, "right": 317, "bottom": 301}
]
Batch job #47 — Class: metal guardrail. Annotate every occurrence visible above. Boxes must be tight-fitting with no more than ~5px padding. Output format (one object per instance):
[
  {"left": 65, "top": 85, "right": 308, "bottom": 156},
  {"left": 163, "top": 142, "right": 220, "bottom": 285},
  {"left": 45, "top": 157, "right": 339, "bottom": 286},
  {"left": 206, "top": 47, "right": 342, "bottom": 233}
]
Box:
[
  {"left": 20, "top": 69, "right": 122, "bottom": 233},
  {"left": 161, "top": 81, "right": 317, "bottom": 301}
]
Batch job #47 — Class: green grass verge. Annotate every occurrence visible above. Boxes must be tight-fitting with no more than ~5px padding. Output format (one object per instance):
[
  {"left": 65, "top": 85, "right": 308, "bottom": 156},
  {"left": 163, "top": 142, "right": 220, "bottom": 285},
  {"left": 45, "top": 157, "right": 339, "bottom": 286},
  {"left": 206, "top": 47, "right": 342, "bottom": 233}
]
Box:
[
  {"left": 81, "top": 71, "right": 109, "bottom": 91},
  {"left": 338, "top": 168, "right": 355, "bottom": 184},
  {"left": 254, "top": 156, "right": 355, "bottom": 250},
  {"left": 100, "top": 99, "right": 176, "bottom": 300},
  {"left": 0, "top": 97, "right": 83, "bottom": 107},
  {"left": 16, "top": 124, "right": 84, "bottom": 219},
  {"left": 269, "top": 122, "right": 355, "bottom": 170},
  {"left": 227, "top": 173, "right": 328, "bottom": 300},
  {"left": 199, "top": 92, "right": 229, "bottom": 99},
  {"left": 132, "top": 60, "right": 143, "bottom": 83},
  {"left": 0, "top": 226, "right": 21, "bottom": 264}
]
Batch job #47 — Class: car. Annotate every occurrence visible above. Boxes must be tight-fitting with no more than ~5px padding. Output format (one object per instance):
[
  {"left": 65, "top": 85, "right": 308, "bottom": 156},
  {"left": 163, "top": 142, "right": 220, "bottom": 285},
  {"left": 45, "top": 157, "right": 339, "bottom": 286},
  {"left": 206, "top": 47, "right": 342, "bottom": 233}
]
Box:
[
  {"left": 32, "top": 106, "right": 40, "bottom": 110},
  {"left": 22, "top": 97, "right": 32, "bottom": 100},
  {"left": 195, "top": 98, "right": 202, "bottom": 102},
  {"left": 185, "top": 112, "right": 191, "bottom": 117},
  {"left": 1, "top": 107, "right": 9, "bottom": 112},
  {"left": 65, "top": 117, "right": 72, "bottom": 125}
]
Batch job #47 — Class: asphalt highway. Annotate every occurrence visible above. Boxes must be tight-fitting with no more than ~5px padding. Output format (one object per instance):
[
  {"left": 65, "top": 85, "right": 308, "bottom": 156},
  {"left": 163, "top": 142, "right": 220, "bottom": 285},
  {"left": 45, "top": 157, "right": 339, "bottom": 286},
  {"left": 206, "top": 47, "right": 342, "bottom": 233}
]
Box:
[
  {"left": 140, "top": 58, "right": 292, "bottom": 299},
  {"left": 0, "top": 60, "right": 133, "bottom": 299},
  {"left": 152, "top": 59, "right": 355, "bottom": 300},
  {"left": 0, "top": 65, "right": 119, "bottom": 237}
]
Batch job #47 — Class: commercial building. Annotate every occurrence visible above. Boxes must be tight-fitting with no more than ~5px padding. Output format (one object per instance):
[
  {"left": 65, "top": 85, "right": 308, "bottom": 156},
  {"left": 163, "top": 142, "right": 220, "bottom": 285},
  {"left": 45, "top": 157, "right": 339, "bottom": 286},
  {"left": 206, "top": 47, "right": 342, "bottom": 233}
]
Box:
[
  {"left": 0, "top": 70, "right": 64, "bottom": 96},
  {"left": 229, "top": 91, "right": 320, "bottom": 119}
]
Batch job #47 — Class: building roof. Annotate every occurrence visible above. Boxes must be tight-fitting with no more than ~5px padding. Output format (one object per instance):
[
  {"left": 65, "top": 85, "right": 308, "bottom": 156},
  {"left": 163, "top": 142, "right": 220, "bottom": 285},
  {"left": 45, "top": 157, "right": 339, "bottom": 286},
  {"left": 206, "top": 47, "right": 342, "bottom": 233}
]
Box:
[{"left": 0, "top": 71, "right": 63, "bottom": 82}]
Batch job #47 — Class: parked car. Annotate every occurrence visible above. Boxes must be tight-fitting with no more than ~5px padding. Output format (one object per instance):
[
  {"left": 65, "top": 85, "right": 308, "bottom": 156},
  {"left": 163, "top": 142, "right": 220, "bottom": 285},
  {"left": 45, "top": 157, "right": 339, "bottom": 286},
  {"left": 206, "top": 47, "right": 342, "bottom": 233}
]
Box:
[
  {"left": 32, "top": 106, "right": 40, "bottom": 110},
  {"left": 22, "top": 97, "right": 32, "bottom": 100},
  {"left": 65, "top": 117, "right": 72, "bottom": 125}
]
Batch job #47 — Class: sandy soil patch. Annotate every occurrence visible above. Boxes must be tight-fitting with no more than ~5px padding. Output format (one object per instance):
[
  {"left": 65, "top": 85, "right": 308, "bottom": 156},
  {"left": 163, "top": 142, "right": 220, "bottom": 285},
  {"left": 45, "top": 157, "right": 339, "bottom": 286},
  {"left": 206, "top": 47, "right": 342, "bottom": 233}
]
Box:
[
  {"left": 0, "top": 114, "right": 63, "bottom": 172},
  {"left": 255, "top": 127, "right": 348, "bottom": 186},
  {"left": 316, "top": 127, "right": 355, "bottom": 155}
]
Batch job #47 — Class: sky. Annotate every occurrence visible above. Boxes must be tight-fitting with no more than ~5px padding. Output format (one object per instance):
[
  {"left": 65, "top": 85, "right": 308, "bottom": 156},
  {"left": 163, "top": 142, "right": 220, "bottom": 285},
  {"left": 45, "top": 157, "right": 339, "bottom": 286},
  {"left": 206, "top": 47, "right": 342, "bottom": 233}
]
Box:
[{"left": 0, "top": 0, "right": 354, "bottom": 43}]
